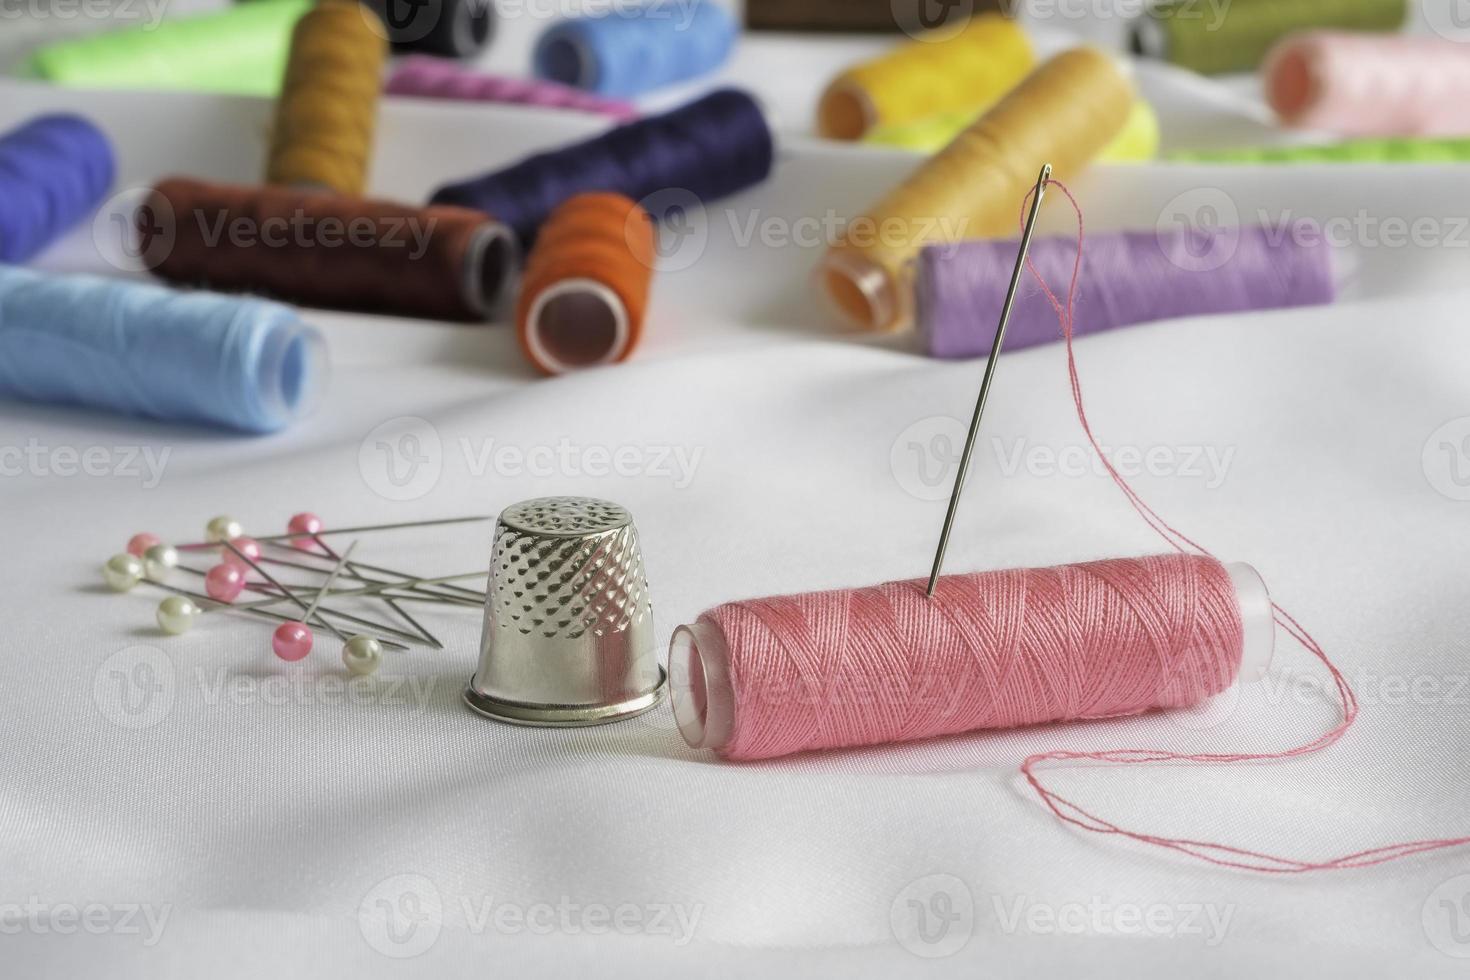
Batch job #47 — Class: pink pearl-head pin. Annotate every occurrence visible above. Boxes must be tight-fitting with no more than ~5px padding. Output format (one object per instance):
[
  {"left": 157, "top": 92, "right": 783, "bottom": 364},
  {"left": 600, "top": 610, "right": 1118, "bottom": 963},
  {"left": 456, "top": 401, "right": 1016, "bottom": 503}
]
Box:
[
  {"left": 287, "top": 512, "right": 324, "bottom": 550},
  {"left": 127, "top": 532, "right": 161, "bottom": 557},
  {"left": 272, "top": 622, "right": 313, "bottom": 662},
  {"left": 223, "top": 536, "right": 262, "bottom": 568},
  {"left": 204, "top": 563, "right": 247, "bottom": 603}
]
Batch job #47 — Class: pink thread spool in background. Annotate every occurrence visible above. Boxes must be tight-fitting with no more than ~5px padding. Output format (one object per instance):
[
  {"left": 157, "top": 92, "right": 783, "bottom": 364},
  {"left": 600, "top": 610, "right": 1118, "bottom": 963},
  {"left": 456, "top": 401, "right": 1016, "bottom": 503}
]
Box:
[
  {"left": 671, "top": 554, "right": 1274, "bottom": 760},
  {"left": 385, "top": 55, "right": 640, "bottom": 120},
  {"left": 1264, "top": 32, "right": 1470, "bottom": 136}
]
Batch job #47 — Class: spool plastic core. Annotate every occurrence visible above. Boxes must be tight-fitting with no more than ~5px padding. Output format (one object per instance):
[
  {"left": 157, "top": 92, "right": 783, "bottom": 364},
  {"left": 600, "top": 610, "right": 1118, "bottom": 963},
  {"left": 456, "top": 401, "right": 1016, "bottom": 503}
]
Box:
[
  {"left": 523, "top": 278, "right": 630, "bottom": 373},
  {"left": 817, "top": 82, "right": 877, "bottom": 140},
  {"left": 255, "top": 320, "right": 328, "bottom": 429},
  {"left": 820, "top": 251, "right": 897, "bottom": 331},
  {"left": 462, "top": 221, "right": 519, "bottom": 317}
]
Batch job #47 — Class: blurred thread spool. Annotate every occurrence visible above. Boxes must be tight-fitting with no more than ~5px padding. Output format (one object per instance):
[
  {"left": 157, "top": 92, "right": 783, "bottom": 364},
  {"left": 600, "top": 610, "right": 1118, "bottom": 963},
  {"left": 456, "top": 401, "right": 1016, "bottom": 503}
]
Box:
[
  {"left": 0, "top": 0, "right": 137, "bottom": 73},
  {"left": 1131, "top": 0, "right": 1406, "bottom": 76},
  {"left": 746, "top": 0, "right": 1004, "bottom": 32},
  {"left": 386, "top": 55, "right": 639, "bottom": 120},
  {"left": 866, "top": 98, "right": 1160, "bottom": 161},
  {"left": 25, "top": 0, "right": 311, "bottom": 96},
  {"left": 431, "top": 88, "right": 773, "bottom": 249},
  {"left": 360, "top": 0, "right": 495, "bottom": 59},
  {"left": 266, "top": 2, "right": 388, "bottom": 196},
  {"left": 1264, "top": 32, "right": 1470, "bottom": 136},
  {"left": 0, "top": 264, "right": 326, "bottom": 433},
  {"left": 821, "top": 47, "right": 1133, "bottom": 333},
  {"left": 533, "top": 1, "right": 737, "bottom": 99},
  {"left": 916, "top": 227, "right": 1337, "bottom": 360},
  {"left": 816, "top": 13, "right": 1034, "bottom": 140},
  {"left": 515, "top": 193, "right": 655, "bottom": 375},
  {"left": 1169, "top": 136, "right": 1470, "bottom": 163},
  {"left": 0, "top": 114, "right": 115, "bottom": 264},
  {"left": 142, "top": 178, "right": 518, "bottom": 321}
]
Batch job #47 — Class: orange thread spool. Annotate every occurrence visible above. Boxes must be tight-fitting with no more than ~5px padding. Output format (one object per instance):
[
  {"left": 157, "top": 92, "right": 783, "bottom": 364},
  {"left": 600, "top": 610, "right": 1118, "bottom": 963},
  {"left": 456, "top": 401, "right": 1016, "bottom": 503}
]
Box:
[
  {"left": 266, "top": 1, "right": 387, "bottom": 195},
  {"left": 515, "top": 193, "right": 655, "bottom": 375}
]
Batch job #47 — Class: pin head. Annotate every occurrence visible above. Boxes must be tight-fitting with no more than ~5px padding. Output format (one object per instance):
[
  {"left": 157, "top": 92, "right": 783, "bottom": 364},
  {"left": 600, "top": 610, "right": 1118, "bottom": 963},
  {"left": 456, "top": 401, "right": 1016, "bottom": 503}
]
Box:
[{"left": 272, "top": 622, "right": 314, "bottom": 662}]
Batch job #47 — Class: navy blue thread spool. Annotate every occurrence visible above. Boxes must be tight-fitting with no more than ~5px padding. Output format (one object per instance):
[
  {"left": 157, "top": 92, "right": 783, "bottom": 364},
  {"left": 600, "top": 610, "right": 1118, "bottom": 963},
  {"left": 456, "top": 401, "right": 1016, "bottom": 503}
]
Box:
[{"left": 0, "top": 113, "right": 114, "bottom": 264}]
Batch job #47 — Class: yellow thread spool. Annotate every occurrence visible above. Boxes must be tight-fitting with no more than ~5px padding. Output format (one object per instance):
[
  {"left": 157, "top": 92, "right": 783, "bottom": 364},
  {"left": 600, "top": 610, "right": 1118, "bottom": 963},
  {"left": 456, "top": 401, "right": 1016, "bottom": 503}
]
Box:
[
  {"left": 266, "top": 1, "right": 387, "bottom": 196},
  {"left": 865, "top": 98, "right": 1159, "bottom": 163},
  {"left": 816, "top": 14, "right": 1034, "bottom": 141},
  {"left": 820, "top": 47, "right": 1134, "bottom": 333}
]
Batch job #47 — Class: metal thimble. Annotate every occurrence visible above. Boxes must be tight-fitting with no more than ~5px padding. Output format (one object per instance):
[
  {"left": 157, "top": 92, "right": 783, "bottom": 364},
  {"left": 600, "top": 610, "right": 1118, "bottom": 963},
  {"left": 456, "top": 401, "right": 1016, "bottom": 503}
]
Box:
[{"left": 464, "top": 497, "right": 666, "bottom": 726}]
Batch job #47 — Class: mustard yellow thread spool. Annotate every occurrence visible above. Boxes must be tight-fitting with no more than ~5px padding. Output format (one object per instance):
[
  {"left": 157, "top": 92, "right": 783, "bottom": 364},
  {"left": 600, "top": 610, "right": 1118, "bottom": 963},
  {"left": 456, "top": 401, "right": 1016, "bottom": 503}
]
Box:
[
  {"left": 820, "top": 47, "right": 1134, "bottom": 333},
  {"left": 816, "top": 13, "right": 1034, "bottom": 141},
  {"left": 266, "top": 1, "right": 388, "bottom": 196}
]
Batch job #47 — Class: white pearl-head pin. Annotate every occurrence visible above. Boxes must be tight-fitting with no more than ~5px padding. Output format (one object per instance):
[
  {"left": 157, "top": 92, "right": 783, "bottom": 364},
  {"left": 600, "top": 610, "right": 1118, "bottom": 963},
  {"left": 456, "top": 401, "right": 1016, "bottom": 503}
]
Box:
[
  {"left": 103, "top": 553, "right": 145, "bottom": 592},
  {"left": 156, "top": 596, "right": 199, "bottom": 635},
  {"left": 143, "top": 544, "right": 179, "bottom": 581},
  {"left": 342, "top": 635, "right": 384, "bottom": 676},
  {"left": 206, "top": 515, "right": 243, "bottom": 543}
]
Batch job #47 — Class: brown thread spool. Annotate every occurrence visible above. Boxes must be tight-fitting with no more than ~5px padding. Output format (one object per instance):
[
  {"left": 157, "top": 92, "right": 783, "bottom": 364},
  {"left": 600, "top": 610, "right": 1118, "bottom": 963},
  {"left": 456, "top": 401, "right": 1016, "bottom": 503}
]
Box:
[
  {"left": 142, "top": 178, "right": 518, "bottom": 321},
  {"left": 515, "top": 193, "right": 655, "bottom": 375},
  {"left": 266, "top": 1, "right": 387, "bottom": 196}
]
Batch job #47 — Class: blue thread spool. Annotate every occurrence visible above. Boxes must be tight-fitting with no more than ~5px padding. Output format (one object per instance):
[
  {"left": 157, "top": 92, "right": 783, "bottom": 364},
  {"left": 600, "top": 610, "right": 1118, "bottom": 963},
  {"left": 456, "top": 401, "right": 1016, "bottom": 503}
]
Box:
[
  {"left": 533, "top": 0, "right": 737, "bottom": 98},
  {"left": 0, "top": 114, "right": 115, "bottom": 264},
  {"left": 0, "top": 266, "right": 327, "bottom": 433}
]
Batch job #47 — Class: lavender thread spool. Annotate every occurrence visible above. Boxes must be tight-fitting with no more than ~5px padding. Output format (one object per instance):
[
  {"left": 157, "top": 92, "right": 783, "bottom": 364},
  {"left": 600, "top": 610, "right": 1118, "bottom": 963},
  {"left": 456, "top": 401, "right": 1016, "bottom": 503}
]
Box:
[{"left": 916, "top": 227, "right": 1337, "bottom": 359}]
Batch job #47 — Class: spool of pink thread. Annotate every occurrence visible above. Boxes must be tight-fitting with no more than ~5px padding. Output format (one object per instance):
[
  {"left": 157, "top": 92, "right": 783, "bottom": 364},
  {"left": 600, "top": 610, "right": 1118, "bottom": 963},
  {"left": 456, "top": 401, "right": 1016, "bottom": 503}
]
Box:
[
  {"left": 670, "top": 554, "right": 1275, "bottom": 760},
  {"left": 385, "top": 56, "right": 639, "bottom": 121},
  {"left": 1264, "top": 32, "right": 1470, "bottom": 136}
]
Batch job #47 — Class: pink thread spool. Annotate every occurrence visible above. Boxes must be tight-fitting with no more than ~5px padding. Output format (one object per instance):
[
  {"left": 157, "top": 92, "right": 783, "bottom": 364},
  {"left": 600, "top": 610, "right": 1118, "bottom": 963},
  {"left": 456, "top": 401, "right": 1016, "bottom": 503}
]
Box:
[
  {"left": 671, "top": 554, "right": 1274, "bottom": 760},
  {"left": 1264, "top": 32, "right": 1470, "bottom": 137},
  {"left": 385, "top": 55, "right": 639, "bottom": 121}
]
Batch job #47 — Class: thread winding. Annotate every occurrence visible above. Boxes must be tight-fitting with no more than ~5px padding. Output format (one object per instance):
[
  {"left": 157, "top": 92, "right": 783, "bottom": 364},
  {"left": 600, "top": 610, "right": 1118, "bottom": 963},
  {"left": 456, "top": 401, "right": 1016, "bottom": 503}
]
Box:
[
  {"left": 386, "top": 55, "right": 639, "bottom": 120},
  {"left": 0, "top": 114, "right": 115, "bottom": 264},
  {"left": 679, "top": 554, "right": 1245, "bottom": 761},
  {"left": 431, "top": 88, "right": 774, "bottom": 249},
  {"left": 917, "top": 226, "right": 1336, "bottom": 359},
  {"left": 516, "top": 193, "right": 655, "bottom": 375},
  {"left": 143, "top": 178, "right": 517, "bottom": 322},
  {"left": 866, "top": 99, "right": 1159, "bottom": 163},
  {"left": 25, "top": 0, "right": 311, "bottom": 96},
  {"left": 266, "top": 2, "right": 388, "bottom": 196},
  {"left": 0, "top": 264, "right": 325, "bottom": 433},
  {"left": 1132, "top": 0, "right": 1407, "bottom": 76},
  {"left": 1264, "top": 31, "right": 1470, "bottom": 136},
  {"left": 816, "top": 13, "right": 1034, "bottom": 140},
  {"left": 822, "top": 47, "right": 1133, "bottom": 333},
  {"left": 534, "top": 0, "right": 737, "bottom": 99}
]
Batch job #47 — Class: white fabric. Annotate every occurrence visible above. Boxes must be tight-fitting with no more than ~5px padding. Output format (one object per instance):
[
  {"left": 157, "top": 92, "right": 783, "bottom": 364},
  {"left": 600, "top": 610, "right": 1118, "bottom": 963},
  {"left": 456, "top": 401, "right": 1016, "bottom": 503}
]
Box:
[{"left": 3, "top": 8, "right": 1470, "bottom": 977}]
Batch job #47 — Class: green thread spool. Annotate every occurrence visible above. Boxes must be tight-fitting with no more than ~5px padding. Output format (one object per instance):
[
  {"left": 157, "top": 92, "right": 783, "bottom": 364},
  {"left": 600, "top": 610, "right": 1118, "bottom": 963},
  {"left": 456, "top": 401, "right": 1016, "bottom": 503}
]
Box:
[
  {"left": 1170, "top": 137, "right": 1470, "bottom": 163},
  {"left": 26, "top": 0, "right": 311, "bottom": 96},
  {"left": 1132, "top": 0, "right": 1407, "bottom": 75}
]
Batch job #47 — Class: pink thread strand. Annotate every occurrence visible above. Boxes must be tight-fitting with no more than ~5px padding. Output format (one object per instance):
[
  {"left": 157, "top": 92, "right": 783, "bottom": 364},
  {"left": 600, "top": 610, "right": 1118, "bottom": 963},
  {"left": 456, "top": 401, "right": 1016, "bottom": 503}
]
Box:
[
  {"left": 1017, "top": 179, "right": 1470, "bottom": 872},
  {"left": 385, "top": 56, "right": 640, "bottom": 120}
]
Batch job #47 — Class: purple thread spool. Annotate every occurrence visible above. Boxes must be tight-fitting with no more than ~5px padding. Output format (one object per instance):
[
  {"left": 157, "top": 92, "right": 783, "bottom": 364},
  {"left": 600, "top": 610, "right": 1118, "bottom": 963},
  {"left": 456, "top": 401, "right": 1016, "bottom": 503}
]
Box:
[
  {"left": 385, "top": 55, "right": 639, "bottom": 121},
  {"left": 916, "top": 226, "right": 1336, "bottom": 359}
]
